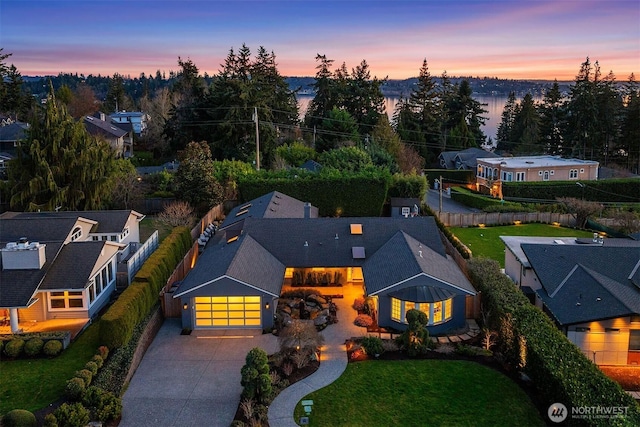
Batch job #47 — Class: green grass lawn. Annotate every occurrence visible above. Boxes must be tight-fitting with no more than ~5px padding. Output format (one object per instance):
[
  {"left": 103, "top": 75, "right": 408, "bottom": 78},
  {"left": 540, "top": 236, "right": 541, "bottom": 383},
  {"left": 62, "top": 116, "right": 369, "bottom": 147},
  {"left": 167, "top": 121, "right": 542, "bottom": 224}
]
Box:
[
  {"left": 139, "top": 216, "right": 174, "bottom": 242},
  {"left": 0, "top": 323, "right": 100, "bottom": 415},
  {"left": 450, "top": 224, "right": 595, "bottom": 267},
  {"left": 294, "top": 359, "right": 544, "bottom": 427}
]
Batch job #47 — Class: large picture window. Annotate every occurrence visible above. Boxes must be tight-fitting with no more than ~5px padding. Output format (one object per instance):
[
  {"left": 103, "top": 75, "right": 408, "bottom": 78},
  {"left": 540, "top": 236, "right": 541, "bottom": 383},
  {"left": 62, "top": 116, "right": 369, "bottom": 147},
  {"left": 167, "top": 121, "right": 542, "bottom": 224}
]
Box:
[
  {"left": 390, "top": 297, "right": 454, "bottom": 326},
  {"left": 49, "top": 291, "right": 84, "bottom": 310}
]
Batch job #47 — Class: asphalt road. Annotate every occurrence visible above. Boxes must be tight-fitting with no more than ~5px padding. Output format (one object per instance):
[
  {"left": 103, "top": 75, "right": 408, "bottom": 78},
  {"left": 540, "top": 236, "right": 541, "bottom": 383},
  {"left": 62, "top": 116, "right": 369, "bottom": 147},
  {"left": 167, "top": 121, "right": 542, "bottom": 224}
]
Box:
[{"left": 425, "top": 189, "right": 480, "bottom": 214}]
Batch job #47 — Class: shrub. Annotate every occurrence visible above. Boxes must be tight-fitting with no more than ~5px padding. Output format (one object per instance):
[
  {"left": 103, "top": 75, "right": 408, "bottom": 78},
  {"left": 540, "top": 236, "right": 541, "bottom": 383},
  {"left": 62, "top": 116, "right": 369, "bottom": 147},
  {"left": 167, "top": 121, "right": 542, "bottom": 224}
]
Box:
[
  {"left": 91, "top": 354, "right": 104, "bottom": 369},
  {"left": 43, "top": 339, "right": 63, "bottom": 357},
  {"left": 352, "top": 297, "right": 365, "bottom": 311},
  {"left": 43, "top": 413, "right": 58, "bottom": 427},
  {"left": 3, "top": 339, "right": 25, "bottom": 358},
  {"left": 83, "top": 386, "right": 122, "bottom": 422},
  {"left": 75, "top": 369, "right": 93, "bottom": 387},
  {"left": 24, "top": 338, "right": 44, "bottom": 357},
  {"left": 396, "top": 309, "right": 432, "bottom": 357},
  {"left": 354, "top": 314, "right": 374, "bottom": 327},
  {"left": 53, "top": 402, "right": 90, "bottom": 427},
  {"left": 2, "top": 409, "right": 37, "bottom": 427},
  {"left": 65, "top": 377, "right": 86, "bottom": 401},
  {"left": 0, "top": 339, "right": 3, "bottom": 354},
  {"left": 360, "top": 336, "right": 384, "bottom": 356},
  {"left": 97, "top": 345, "right": 109, "bottom": 360},
  {"left": 241, "top": 348, "right": 271, "bottom": 403},
  {"left": 84, "top": 360, "right": 99, "bottom": 376}
]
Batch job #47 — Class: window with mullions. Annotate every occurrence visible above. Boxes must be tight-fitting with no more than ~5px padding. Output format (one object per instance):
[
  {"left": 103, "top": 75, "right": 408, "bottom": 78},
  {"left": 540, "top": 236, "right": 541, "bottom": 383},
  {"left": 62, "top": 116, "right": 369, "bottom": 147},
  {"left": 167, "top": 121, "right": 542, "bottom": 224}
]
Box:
[
  {"left": 390, "top": 297, "right": 454, "bottom": 325},
  {"left": 50, "top": 291, "right": 84, "bottom": 309}
]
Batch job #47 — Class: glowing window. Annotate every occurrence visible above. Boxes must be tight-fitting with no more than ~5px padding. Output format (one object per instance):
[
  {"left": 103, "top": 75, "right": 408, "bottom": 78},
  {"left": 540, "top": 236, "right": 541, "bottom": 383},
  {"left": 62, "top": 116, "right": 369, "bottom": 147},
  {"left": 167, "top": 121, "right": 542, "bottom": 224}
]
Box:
[
  {"left": 391, "top": 298, "right": 401, "bottom": 321},
  {"left": 350, "top": 224, "right": 363, "bottom": 235}
]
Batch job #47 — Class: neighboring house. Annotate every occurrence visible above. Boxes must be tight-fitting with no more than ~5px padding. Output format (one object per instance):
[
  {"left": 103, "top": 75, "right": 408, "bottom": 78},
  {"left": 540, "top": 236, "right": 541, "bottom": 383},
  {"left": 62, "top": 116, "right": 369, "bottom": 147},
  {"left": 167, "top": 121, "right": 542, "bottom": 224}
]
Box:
[
  {"left": 109, "top": 111, "right": 149, "bottom": 136},
  {"left": 438, "top": 147, "right": 499, "bottom": 170},
  {"left": 0, "top": 210, "right": 146, "bottom": 334},
  {"left": 83, "top": 115, "right": 132, "bottom": 158},
  {"left": 0, "top": 152, "right": 14, "bottom": 179},
  {"left": 298, "top": 159, "right": 323, "bottom": 173},
  {"left": 175, "top": 192, "right": 475, "bottom": 334},
  {"left": 0, "top": 121, "right": 28, "bottom": 156},
  {"left": 476, "top": 155, "right": 599, "bottom": 198},
  {"left": 501, "top": 235, "right": 640, "bottom": 365}
]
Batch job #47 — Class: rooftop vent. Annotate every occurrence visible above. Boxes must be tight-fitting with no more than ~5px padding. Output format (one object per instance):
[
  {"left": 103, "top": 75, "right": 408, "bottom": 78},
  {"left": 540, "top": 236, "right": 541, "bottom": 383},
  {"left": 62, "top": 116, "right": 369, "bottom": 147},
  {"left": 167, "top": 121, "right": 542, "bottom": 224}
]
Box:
[{"left": 1, "top": 240, "right": 46, "bottom": 270}]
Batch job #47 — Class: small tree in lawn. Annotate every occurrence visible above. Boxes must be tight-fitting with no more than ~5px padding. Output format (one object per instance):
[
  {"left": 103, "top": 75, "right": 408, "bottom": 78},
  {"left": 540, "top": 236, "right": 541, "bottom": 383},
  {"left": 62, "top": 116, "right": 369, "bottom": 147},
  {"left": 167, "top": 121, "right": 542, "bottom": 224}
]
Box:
[
  {"left": 558, "top": 197, "right": 604, "bottom": 229},
  {"left": 240, "top": 348, "right": 271, "bottom": 404},
  {"left": 155, "top": 200, "right": 195, "bottom": 228},
  {"left": 396, "top": 309, "right": 431, "bottom": 357}
]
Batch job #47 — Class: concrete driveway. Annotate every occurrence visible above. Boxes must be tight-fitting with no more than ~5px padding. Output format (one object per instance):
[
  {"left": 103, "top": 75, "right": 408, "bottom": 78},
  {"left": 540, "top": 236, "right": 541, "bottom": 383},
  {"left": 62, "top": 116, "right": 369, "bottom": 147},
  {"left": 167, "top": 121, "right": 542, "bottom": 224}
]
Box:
[
  {"left": 120, "top": 319, "right": 279, "bottom": 427},
  {"left": 425, "top": 189, "right": 480, "bottom": 213}
]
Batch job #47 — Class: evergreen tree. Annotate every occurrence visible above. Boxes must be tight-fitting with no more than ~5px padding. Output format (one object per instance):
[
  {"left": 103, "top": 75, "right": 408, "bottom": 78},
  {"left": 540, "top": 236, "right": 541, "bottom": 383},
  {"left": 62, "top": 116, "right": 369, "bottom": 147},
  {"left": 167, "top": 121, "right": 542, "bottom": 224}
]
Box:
[
  {"left": 538, "top": 81, "right": 566, "bottom": 155},
  {"left": 8, "top": 84, "right": 116, "bottom": 211},
  {"left": 174, "top": 141, "right": 224, "bottom": 213},
  {"left": 304, "top": 54, "right": 336, "bottom": 129},
  {"left": 511, "top": 93, "right": 541, "bottom": 154},
  {"left": 620, "top": 74, "right": 640, "bottom": 172},
  {"left": 343, "top": 59, "right": 386, "bottom": 136},
  {"left": 565, "top": 57, "right": 600, "bottom": 159},
  {"left": 316, "top": 107, "right": 360, "bottom": 152},
  {"left": 104, "top": 73, "right": 133, "bottom": 113},
  {"left": 496, "top": 91, "right": 517, "bottom": 152},
  {"left": 445, "top": 79, "right": 488, "bottom": 148}
]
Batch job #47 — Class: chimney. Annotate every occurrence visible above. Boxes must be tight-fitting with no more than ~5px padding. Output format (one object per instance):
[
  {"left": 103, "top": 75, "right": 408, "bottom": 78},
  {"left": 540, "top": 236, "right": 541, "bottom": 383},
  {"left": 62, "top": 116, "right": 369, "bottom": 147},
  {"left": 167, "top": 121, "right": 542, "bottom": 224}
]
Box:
[
  {"left": 304, "top": 202, "right": 311, "bottom": 219},
  {"left": 1, "top": 239, "right": 46, "bottom": 270},
  {"left": 99, "top": 112, "right": 106, "bottom": 121}
]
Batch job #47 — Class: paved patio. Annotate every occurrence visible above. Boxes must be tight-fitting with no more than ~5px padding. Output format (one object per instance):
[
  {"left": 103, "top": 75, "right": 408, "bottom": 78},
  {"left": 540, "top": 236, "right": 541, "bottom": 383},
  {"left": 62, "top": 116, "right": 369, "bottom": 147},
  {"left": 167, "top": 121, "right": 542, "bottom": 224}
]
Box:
[{"left": 0, "top": 318, "right": 89, "bottom": 339}]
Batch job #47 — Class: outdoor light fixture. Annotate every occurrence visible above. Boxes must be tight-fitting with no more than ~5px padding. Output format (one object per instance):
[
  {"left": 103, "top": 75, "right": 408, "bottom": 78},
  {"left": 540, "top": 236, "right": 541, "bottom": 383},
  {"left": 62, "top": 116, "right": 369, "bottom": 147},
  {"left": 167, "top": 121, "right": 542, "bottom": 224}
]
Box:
[
  {"left": 265, "top": 302, "right": 270, "bottom": 310},
  {"left": 183, "top": 303, "right": 188, "bottom": 310},
  {"left": 514, "top": 220, "right": 522, "bottom": 225}
]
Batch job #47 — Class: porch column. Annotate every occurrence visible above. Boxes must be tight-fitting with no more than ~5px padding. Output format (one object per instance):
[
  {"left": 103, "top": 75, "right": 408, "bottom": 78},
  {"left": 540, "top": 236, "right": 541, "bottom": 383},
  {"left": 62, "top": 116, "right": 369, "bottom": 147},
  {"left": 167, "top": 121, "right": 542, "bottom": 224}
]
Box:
[{"left": 9, "top": 308, "right": 20, "bottom": 334}]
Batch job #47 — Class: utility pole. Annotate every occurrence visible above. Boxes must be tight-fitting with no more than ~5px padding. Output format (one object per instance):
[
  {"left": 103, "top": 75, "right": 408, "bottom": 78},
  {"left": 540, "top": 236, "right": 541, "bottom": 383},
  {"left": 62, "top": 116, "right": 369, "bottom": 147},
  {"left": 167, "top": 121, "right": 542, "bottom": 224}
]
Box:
[
  {"left": 313, "top": 125, "right": 316, "bottom": 149},
  {"left": 439, "top": 175, "right": 443, "bottom": 214},
  {"left": 253, "top": 107, "right": 260, "bottom": 170}
]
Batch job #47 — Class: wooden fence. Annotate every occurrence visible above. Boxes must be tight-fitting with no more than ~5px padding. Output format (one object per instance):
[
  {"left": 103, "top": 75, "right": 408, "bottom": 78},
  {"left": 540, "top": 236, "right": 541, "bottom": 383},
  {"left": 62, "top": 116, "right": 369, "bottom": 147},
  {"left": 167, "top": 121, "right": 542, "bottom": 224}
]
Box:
[
  {"left": 435, "top": 211, "right": 577, "bottom": 228},
  {"left": 190, "top": 203, "right": 225, "bottom": 240}
]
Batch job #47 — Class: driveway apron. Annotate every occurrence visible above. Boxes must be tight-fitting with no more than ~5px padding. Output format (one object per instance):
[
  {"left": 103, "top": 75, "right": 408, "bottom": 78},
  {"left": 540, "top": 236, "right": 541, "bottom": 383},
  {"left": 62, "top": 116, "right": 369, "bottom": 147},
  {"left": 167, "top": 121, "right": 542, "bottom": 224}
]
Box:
[{"left": 120, "top": 319, "right": 279, "bottom": 427}]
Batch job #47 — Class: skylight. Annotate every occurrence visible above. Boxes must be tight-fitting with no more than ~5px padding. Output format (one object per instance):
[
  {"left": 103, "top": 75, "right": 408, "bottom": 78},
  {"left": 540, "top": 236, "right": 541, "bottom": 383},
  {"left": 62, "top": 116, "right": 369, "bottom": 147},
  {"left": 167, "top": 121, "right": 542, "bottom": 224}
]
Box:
[
  {"left": 350, "top": 224, "right": 363, "bottom": 235},
  {"left": 227, "top": 236, "right": 239, "bottom": 244},
  {"left": 352, "top": 246, "right": 366, "bottom": 259},
  {"left": 239, "top": 203, "right": 252, "bottom": 210},
  {"left": 236, "top": 209, "right": 249, "bottom": 217}
]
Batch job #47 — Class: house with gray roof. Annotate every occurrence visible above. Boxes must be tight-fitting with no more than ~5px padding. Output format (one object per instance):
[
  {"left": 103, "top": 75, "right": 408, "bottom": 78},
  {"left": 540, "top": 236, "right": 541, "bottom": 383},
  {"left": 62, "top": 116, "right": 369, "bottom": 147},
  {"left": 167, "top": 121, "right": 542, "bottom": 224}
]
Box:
[
  {"left": 0, "top": 210, "right": 145, "bottom": 334},
  {"left": 83, "top": 115, "right": 132, "bottom": 158},
  {"left": 0, "top": 122, "right": 28, "bottom": 155},
  {"left": 438, "top": 147, "right": 498, "bottom": 170},
  {"left": 502, "top": 236, "right": 640, "bottom": 365},
  {"left": 175, "top": 192, "right": 475, "bottom": 334}
]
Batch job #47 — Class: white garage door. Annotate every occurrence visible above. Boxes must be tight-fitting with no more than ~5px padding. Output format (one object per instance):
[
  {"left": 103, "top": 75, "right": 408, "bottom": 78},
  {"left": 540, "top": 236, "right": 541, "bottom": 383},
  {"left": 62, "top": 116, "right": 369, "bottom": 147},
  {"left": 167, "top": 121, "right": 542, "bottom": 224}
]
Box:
[{"left": 194, "top": 296, "right": 261, "bottom": 328}]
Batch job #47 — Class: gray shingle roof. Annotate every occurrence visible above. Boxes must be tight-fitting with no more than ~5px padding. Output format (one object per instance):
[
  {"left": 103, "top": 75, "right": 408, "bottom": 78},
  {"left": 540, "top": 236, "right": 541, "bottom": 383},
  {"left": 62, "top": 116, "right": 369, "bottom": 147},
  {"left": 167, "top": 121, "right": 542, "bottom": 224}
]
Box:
[
  {"left": 39, "top": 241, "right": 107, "bottom": 290},
  {"left": 6, "top": 210, "right": 139, "bottom": 234},
  {"left": 523, "top": 244, "right": 640, "bottom": 325},
  {"left": 388, "top": 286, "right": 455, "bottom": 303},
  {"left": 299, "top": 159, "right": 323, "bottom": 173},
  {"left": 221, "top": 191, "right": 318, "bottom": 229},
  {"left": 175, "top": 234, "right": 284, "bottom": 298},
  {"left": 0, "top": 122, "right": 28, "bottom": 142},
  {"left": 0, "top": 217, "right": 78, "bottom": 243},
  {"left": 363, "top": 231, "right": 474, "bottom": 295},
  {"left": 83, "top": 116, "right": 127, "bottom": 138}
]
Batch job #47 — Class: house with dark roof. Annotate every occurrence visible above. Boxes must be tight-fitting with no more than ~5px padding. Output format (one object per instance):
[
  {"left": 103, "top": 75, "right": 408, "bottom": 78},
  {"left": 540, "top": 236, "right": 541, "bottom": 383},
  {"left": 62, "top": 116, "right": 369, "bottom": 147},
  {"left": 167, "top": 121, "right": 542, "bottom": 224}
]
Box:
[
  {"left": 175, "top": 192, "right": 475, "bottom": 334},
  {"left": 0, "top": 210, "right": 146, "bottom": 334},
  {"left": 438, "top": 147, "right": 498, "bottom": 170},
  {"left": 109, "top": 111, "right": 149, "bottom": 136},
  {"left": 501, "top": 236, "right": 640, "bottom": 365},
  {"left": 83, "top": 115, "right": 132, "bottom": 158},
  {"left": 0, "top": 122, "right": 28, "bottom": 156}
]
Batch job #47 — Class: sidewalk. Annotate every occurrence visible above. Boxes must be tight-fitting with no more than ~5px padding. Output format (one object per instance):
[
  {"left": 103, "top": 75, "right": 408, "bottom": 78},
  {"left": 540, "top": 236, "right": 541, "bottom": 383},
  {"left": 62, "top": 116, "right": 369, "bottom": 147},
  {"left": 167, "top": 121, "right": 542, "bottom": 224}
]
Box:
[{"left": 267, "top": 284, "right": 364, "bottom": 427}]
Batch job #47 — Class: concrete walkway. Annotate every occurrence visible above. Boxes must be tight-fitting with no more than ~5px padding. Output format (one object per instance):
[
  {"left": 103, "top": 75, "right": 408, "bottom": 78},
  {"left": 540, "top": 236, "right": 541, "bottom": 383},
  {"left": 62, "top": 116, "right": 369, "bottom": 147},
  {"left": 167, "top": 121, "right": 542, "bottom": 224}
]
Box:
[{"left": 268, "top": 283, "right": 365, "bottom": 427}]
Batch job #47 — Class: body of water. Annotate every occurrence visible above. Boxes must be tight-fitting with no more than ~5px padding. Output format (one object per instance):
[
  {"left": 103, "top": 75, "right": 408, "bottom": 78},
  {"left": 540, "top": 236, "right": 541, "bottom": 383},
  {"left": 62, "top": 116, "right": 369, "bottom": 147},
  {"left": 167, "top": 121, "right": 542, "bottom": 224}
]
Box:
[{"left": 297, "top": 94, "right": 535, "bottom": 144}]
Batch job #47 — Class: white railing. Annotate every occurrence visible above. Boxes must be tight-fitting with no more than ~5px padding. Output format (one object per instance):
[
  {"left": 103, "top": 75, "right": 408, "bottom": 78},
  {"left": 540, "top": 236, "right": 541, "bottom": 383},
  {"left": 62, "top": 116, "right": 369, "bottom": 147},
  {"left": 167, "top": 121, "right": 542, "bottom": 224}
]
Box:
[{"left": 126, "top": 230, "right": 159, "bottom": 284}]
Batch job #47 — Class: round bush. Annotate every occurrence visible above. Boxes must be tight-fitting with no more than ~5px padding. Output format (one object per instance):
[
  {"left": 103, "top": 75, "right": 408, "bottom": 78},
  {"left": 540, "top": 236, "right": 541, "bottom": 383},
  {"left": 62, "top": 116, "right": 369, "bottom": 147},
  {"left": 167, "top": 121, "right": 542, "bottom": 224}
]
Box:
[
  {"left": 43, "top": 413, "right": 58, "bottom": 427},
  {"left": 84, "top": 361, "right": 98, "bottom": 376},
  {"left": 97, "top": 345, "right": 109, "bottom": 360},
  {"left": 24, "top": 338, "right": 44, "bottom": 357},
  {"left": 43, "top": 340, "right": 63, "bottom": 357},
  {"left": 4, "top": 339, "right": 25, "bottom": 358},
  {"left": 360, "top": 336, "right": 384, "bottom": 356},
  {"left": 75, "top": 369, "right": 93, "bottom": 387},
  {"left": 353, "top": 314, "right": 374, "bottom": 327},
  {"left": 91, "top": 354, "right": 104, "bottom": 369},
  {"left": 2, "top": 409, "right": 37, "bottom": 427},
  {"left": 65, "top": 377, "right": 86, "bottom": 401},
  {"left": 53, "top": 402, "right": 89, "bottom": 427}
]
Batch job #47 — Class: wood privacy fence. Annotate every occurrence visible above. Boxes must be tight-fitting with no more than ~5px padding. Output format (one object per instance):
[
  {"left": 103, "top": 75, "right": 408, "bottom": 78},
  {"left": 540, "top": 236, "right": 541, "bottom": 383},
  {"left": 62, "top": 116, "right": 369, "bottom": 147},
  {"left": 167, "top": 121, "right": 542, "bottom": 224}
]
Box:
[
  {"left": 161, "top": 203, "right": 226, "bottom": 317},
  {"left": 435, "top": 211, "right": 577, "bottom": 228}
]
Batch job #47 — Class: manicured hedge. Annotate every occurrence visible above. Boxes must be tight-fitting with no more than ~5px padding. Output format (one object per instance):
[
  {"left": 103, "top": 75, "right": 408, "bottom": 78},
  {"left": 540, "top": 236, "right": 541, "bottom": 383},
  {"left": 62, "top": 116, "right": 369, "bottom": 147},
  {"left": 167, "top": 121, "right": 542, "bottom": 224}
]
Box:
[
  {"left": 238, "top": 168, "right": 391, "bottom": 217},
  {"left": 502, "top": 178, "right": 640, "bottom": 203},
  {"left": 450, "top": 187, "right": 529, "bottom": 211},
  {"left": 387, "top": 173, "right": 427, "bottom": 199},
  {"left": 467, "top": 258, "right": 640, "bottom": 426},
  {"left": 423, "top": 169, "right": 476, "bottom": 186},
  {"left": 422, "top": 204, "right": 471, "bottom": 258},
  {"left": 99, "top": 226, "right": 192, "bottom": 349}
]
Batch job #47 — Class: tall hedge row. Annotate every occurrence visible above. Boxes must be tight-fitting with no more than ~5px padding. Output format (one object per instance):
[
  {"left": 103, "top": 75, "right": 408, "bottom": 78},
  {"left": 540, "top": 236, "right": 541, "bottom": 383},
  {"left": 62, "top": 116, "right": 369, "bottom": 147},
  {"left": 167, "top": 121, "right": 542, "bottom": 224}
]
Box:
[
  {"left": 423, "top": 169, "right": 476, "bottom": 186},
  {"left": 238, "top": 169, "right": 391, "bottom": 217},
  {"left": 450, "top": 187, "right": 527, "bottom": 211},
  {"left": 99, "top": 227, "right": 192, "bottom": 349},
  {"left": 467, "top": 258, "right": 640, "bottom": 426},
  {"left": 387, "top": 173, "right": 427, "bottom": 199},
  {"left": 502, "top": 178, "right": 640, "bottom": 203}
]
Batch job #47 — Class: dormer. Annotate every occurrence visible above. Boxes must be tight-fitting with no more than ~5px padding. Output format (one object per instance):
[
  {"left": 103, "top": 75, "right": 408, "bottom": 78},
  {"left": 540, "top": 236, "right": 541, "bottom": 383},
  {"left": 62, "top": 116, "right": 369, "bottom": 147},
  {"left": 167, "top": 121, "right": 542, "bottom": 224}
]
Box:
[{"left": 1, "top": 238, "right": 46, "bottom": 270}]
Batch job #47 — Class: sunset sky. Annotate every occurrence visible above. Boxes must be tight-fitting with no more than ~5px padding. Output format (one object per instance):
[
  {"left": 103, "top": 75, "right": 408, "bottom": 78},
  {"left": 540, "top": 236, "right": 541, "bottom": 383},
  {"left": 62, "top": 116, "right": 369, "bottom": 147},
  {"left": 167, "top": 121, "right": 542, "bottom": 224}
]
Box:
[{"left": 2, "top": 0, "right": 638, "bottom": 81}]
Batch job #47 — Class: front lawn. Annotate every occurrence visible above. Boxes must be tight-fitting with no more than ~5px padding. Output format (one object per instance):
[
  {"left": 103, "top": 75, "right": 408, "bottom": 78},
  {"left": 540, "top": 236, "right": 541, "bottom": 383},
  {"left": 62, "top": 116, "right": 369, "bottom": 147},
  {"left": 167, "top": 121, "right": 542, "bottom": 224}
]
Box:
[
  {"left": 450, "top": 223, "right": 594, "bottom": 267},
  {"left": 294, "top": 359, "right": 544, "bottom": 426},
  {"left": 0, "top": 323, "right": 100, "bottom": 415}
]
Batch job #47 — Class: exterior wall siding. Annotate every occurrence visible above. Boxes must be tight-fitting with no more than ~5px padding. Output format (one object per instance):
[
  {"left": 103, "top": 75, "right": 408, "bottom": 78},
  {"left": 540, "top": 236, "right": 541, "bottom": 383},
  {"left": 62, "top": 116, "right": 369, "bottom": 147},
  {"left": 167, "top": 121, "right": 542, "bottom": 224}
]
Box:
[{"left": 567, "top": 318, "right": 635, "bottom": 365}]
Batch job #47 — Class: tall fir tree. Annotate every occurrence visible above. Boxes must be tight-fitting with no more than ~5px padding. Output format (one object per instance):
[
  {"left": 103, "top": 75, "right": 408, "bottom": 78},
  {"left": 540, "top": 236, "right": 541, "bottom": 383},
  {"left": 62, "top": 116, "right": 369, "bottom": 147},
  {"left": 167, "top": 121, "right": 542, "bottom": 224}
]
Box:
[{"left": 538, "top": 81, "right": 566, "bottom": 155}]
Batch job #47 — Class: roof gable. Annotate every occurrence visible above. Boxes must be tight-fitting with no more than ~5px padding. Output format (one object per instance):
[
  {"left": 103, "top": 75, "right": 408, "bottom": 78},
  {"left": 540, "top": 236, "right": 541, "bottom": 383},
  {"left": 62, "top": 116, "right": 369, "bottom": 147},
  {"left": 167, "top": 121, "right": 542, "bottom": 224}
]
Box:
[{"left": 221, "top": 191, "right": 317, "bottom": 229}]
